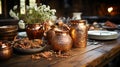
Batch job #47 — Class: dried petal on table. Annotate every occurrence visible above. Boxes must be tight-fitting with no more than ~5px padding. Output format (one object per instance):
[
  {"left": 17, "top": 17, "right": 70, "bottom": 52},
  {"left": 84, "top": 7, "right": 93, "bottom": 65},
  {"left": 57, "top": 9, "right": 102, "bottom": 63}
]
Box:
[
  {"left": 31, "top": 54, "right": 41, "bottom": 60},
  {"left": 40, "top": 51, "right": 53, "bottom": 58}
]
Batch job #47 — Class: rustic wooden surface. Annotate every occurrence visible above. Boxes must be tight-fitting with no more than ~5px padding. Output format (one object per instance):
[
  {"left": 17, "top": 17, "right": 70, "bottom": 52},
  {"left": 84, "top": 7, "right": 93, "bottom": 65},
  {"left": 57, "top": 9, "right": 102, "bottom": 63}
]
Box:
[{"left": 0, "top": 36, "right": 120, "bottom": 67}]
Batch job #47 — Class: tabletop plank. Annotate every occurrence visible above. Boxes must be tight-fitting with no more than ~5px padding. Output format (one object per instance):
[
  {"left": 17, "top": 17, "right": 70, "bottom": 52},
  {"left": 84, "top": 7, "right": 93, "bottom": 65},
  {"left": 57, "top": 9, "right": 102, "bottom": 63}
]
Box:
[
  {"left": 0, "top": 44, "right": 102, "bottom": 67},
  {"left": 0, "top": 37, "right": 120, "bottom": 67}
]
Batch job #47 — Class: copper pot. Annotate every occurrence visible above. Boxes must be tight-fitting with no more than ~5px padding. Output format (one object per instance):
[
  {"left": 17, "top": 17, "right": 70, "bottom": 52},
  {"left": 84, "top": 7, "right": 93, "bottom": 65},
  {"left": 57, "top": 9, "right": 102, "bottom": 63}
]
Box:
[
  {"left": 0, "top": 25, "right": 18, "bottom": 41},
  {"left": 46, "top": 26, "right": 56, "bottom": 45},
  {"left": 26, "top": 24, "right": 44, "bottom": 40},
  {"left": 51, "top": 30, "right": 73, "bottom": 52},
  {"left": 0, "top": 45, "right": 13, "bottom": 61}
]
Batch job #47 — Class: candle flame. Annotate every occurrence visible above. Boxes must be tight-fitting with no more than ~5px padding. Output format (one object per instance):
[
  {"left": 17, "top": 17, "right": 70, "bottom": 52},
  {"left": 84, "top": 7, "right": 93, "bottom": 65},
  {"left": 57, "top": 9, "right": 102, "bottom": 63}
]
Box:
[{"left": 108, "top": 7, "right": 113, "bottom": 13}]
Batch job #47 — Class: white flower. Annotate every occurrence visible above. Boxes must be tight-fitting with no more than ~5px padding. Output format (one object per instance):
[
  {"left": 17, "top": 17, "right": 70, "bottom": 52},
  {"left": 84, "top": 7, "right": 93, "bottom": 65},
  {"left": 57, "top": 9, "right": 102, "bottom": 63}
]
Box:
[
  {"left": 46, "top": 14, "right": 50, "bottom": 18},
  {"left": 44, "top": 7, "right": 49, "bottom": 11},
  {"left": 42, "top": 5, "right": 46, "bottom": 8},
  {"left": 47, "top": 6, "right": 50, "bottom": 10},
  {"left": 13, "top": 5, "right": 18, "bottom": 10},
  {"left": 51, "top": 15, "right": 57, "bottom": 21},
  {"left": 51, "top": 9, "right": 56, "bottom": 13},
  {"left": 18, "top": 20, "right": 25, "bottom": 29},
  {"left": 9, "top": 3, "right": 56, "bottom": 24},
  {"left": 33, "top": 4, "right": 38, "bottom": 11},
  {"left": 44, "top": 6, "right": 50, "bottom": 12},
  {"left": 29, "top": 10, "right": 33, "bottom": 14},
  {"left": 9, "top": 10, "right": 19, "bottom": 20},
  {"left": 51, "top": 9, "right": 56, "bottom": 15},
  {"left": 26, "top": 5, "right": 30, "bottom": 10},
  {"left": 34, "top": 6, "right": 38, "bottom": 11}
]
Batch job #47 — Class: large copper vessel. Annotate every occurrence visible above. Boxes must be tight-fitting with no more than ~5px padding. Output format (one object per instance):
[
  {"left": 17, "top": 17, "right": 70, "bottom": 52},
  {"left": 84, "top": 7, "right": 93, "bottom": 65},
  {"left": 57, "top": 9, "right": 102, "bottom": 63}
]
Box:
[
  {"left": 51, "top": 30, "right": 73, "bottom": 52},
  {"left": 70, "top": 20, "right": 88, "bottom": 48}
]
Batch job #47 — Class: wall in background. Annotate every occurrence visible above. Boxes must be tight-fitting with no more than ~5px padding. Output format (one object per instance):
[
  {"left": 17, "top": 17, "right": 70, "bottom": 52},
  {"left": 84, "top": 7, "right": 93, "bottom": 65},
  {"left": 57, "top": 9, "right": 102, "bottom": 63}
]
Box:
[{"left": 0, "top": 0, "right": 120, "bottom": 19}]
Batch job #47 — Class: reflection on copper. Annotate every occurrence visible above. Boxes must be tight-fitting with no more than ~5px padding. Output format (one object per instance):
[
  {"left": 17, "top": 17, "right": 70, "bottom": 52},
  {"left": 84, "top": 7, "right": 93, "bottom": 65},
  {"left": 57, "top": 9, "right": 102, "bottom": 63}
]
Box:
[{"left": 70, "top": 20, "right": 88, "bottom": 48}]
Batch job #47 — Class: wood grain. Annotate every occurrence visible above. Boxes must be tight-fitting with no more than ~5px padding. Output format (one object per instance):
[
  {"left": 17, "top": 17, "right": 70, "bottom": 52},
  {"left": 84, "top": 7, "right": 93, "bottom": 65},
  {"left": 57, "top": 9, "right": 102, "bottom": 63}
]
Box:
[{"left": 0, "top": 37, "right": 120, "bottom": 67}]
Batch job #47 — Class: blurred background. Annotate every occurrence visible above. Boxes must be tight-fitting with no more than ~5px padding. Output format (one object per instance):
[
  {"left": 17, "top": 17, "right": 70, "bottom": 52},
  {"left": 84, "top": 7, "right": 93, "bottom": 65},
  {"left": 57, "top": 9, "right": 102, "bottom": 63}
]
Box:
[{"left": 0, "top": 0, "right": 120, "bottom": 25}]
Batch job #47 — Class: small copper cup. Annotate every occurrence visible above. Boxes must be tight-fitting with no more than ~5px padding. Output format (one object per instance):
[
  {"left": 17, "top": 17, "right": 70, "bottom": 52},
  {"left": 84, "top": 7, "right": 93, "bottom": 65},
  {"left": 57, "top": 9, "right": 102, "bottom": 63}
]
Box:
[{"left": 0, "top": 45, "right": 13, "bottom": 61}]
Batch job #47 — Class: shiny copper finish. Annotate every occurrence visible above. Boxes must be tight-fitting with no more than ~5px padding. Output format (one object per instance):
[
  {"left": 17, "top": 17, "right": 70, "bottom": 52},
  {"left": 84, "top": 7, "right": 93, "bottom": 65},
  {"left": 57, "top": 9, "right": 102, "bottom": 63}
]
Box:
[
  {"left": 51, "top": 30, "right": 73, "bottom": 52},
  {"left": 70, "top": 20, "right": 88, "bottom": 48},
  {"left": 26, "top": 24, "right": 44, "bottom": 40},
  {"left": 46, "top": 26, "right": 56, "bottom": 45},
  {"left": 0, "top": 46, "right": 13, "bottom": 61},
  {"left": 0, "top": 25, "right": 18, "bottom": 40}
]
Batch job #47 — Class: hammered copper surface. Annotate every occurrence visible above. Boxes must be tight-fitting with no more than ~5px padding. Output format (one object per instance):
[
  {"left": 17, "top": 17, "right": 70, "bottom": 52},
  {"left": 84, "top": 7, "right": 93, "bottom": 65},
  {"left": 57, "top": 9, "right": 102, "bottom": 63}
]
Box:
[{"left": 70, "top": 20, "right": 88, "bottom": 48}]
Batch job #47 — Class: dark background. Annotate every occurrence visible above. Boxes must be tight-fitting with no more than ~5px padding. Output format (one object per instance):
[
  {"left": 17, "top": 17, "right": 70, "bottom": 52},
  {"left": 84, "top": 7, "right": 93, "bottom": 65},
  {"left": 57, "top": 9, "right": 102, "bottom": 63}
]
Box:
[{"left": 0, "top": 0, "right": 120, "bottom": 24}]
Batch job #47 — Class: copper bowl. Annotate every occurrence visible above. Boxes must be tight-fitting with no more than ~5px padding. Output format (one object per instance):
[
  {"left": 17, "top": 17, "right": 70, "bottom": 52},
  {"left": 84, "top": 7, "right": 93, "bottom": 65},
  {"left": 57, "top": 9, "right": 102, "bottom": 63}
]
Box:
[
  {"left": 0, "top": 25, "right": 18, "bottom": 32},
  {"left": 0, "top": 46, "right": 13, "bottom": 61},
  {"left": 0, "top": 25, "right": 18, "bottom": 40}
]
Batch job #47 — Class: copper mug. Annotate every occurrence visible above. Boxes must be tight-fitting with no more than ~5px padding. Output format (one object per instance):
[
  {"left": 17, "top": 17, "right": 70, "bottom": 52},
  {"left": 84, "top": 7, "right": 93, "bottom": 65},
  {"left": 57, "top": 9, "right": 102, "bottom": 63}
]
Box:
[{"left": 0, "top": 44, "right": 13, "bottom": 61}]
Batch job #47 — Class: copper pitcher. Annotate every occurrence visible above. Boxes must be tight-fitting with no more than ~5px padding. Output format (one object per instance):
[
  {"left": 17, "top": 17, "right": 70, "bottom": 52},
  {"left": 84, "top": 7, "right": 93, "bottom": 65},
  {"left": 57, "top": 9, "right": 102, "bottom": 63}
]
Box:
[
  {"left": 51, "top": 30, "right": 73, "bottom": 52},
  {"left": 70, "top": 20, "right": 88, "bottom": 48}
]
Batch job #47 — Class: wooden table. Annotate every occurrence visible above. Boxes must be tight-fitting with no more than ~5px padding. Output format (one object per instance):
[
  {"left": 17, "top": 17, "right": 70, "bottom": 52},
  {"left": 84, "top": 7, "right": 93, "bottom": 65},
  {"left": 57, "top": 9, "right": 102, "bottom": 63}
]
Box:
[{"left": 0, "top": 36, "right": 120, "bottom": 67}]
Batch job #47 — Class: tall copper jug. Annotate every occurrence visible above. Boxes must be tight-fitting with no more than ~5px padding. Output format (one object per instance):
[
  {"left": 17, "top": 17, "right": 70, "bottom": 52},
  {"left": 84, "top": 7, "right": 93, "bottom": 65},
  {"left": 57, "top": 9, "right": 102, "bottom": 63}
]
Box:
[{"left": 70, "top": 20, "right": 88, "bottom": 48}]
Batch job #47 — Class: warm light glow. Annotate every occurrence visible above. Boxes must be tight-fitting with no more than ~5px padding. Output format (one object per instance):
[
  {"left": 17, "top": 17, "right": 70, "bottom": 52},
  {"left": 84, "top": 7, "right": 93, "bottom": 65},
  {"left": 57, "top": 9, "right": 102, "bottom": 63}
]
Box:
[
  {"left": 2, "top": 44, "right": 7, "bottom": 48},
  {"left": 29, "top": 0, "right": 36, "bottom": 14},
  {"left": 0, "top": 0, "right": 2, "bottom": 14},
  {"left": 20, "top": 0, "right": 26, "bottom": 14},
  {"left": 108, "top": 7, "right": 113, "bottom": 13},
  {"left": 20, "top": 0, "right": 36, "bottom": 14},
  {"left": 29, "top": 0, "right": 36, "bottom": 7}
]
